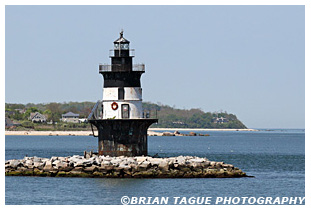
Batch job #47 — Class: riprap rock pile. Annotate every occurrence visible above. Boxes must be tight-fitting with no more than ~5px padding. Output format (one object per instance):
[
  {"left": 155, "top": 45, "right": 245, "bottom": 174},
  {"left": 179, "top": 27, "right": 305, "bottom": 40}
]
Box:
[{"left": 5, "top": 155, "right": 248, "bottom": 178}]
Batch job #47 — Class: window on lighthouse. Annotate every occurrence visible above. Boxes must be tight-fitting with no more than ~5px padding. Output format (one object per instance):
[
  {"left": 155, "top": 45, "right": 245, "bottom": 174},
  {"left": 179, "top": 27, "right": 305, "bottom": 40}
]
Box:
[
  {"left": 121, "top": 43, "right": 129, "bottom": 50},
  {"left": 118, "top": 88, "right": 124, "bottom": 100},
  {"left": 122, "top": 104, "right": 129, "bottom": 119}
]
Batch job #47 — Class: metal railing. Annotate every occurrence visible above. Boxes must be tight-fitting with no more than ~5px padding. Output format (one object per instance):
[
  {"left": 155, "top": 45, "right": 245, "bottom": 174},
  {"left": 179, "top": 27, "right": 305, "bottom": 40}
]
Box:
[
  {"left": 88, "top": 101, "right": 158, "bottom": 121},
  {"left": 88, "top": 100, "right": 103, "bottom": 137},
  {"left": 142, "top": 109, "right": 158, "bottom": 119},
  {"left": 109, "top": 49, "right": 135, "bottom": 57},
  {"left": 99, "top": 64, "right": 145, "bottom": 72},
  {"left": 88, "top": 100, "right": 102, "bottom": 121}
]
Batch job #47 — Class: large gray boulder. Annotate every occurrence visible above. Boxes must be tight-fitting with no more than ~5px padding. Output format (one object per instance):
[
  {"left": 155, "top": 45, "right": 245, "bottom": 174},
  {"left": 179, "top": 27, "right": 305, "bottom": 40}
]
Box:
[
  {"left": 139, "top": 161, "right": 151, "bottom": 169},
  {"left": 73, "top": 159, "right": 84, "bottom": 167},
  {"left": 25, "top": 159, "right": 33, "bottom": 166},
  {"left": 43, "top": 160, "right": 53, "bottom": 171},
  {"left": 9, "top": 160, "right": 21, "bottom": 168},
  {"left": 34, "top": 161, "right": 45, "bottom": 168},
  {"left": 119, "top": 161, "right": 131, "bottom": 170},
  {"left": 110, "top": 158, "right": 121, "bottom": 166},
  {"left": 135, "top": 156, "right": 147, "bottom": 163}
]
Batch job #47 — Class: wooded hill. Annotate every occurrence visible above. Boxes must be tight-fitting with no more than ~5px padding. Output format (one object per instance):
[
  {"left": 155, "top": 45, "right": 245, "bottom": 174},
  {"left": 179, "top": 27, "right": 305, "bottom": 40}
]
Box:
[
  {"left": 142, "top": 103, "right": 247, "bottom": 129},
  {"left": 5, "top": 101, "right": 247, "bottom": 129}
]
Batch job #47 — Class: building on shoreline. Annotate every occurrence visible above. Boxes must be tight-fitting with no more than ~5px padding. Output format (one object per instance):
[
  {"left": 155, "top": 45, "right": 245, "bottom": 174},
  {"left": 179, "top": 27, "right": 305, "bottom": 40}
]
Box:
[
  {"left": 213, "top": 116, "right": 229, "bottom": 124},
  {"left": 29, "top": 112, "right": 47, "bottom": 123},
  {"left": 61, "top": 112, "right": 80, "bottom": 123}
]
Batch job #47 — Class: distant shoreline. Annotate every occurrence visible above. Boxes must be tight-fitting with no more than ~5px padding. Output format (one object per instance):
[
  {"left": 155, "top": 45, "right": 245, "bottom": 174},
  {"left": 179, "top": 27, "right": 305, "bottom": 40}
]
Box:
[
  {"left": 5, "top": 131, "right": 95, "bottom": 136},
  {"left": 149, "top": 128, "right": 258, "bottom": 131},
  {"left": 5, "top": 128, "right": 258, "bottom": 136}
]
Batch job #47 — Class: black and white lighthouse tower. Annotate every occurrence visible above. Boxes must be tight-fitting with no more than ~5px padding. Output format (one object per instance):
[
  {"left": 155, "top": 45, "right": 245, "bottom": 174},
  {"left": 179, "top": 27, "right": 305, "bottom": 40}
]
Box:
[{"left": 88, "top": 31, "right": 157, "bottom": 157}]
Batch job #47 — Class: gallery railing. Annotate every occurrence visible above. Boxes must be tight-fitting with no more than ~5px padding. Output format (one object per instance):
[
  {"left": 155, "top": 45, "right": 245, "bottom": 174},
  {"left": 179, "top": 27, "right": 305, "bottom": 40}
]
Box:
[{"left": 99, "top": 64, "right": 145, "bottom": 72}]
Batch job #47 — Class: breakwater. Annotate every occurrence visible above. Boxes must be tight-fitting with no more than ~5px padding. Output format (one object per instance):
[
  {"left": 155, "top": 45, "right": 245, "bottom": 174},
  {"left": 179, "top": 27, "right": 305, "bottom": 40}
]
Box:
[{"left": 5, "top": 155, "right": 249, "bottom": 178}]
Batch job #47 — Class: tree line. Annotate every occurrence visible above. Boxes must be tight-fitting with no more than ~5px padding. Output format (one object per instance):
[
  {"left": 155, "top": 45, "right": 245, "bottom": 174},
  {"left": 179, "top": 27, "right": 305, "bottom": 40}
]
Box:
[
  {"left": 6, "top": 101, "right": 247, "bottom": 129},
  {"left": 142, "top": 103, "right": 247, "bottom": 129}
]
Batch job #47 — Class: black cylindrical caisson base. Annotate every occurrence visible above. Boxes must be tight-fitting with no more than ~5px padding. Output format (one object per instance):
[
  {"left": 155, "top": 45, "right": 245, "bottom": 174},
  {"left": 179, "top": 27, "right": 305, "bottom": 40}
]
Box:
[{"left": 89, "top": 119, "right": 157, "bottom": 157}]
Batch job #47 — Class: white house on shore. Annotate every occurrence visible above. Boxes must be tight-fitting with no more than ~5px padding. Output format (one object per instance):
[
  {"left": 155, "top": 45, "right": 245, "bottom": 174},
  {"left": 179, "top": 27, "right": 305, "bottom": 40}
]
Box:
[
  {"left": 61, "top": 112, "right": 80, "bottom": 123},
  {"left": 29, "top": 112, "right": 47, "bottom": 123},
  {"left": 212, "top": 116, "right": 229, "bottom": 124}
]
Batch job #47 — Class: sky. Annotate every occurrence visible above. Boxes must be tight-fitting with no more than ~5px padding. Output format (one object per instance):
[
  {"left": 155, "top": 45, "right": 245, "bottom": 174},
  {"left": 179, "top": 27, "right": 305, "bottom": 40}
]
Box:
[{"left": 5, "top": 5, "right": 305, "bottom": 129}]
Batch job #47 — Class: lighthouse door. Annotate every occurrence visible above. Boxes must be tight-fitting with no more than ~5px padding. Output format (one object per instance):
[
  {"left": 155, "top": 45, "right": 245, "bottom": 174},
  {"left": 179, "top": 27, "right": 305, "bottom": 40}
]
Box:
[{"left": 121, "top": 104, "right": 129, "bottom": 119}]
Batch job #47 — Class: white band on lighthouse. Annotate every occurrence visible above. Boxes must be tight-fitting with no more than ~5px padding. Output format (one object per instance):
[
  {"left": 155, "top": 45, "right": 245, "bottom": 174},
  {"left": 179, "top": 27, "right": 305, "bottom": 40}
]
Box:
[
  {"left": 102, "top": 100, "right": 142, "bottom": 119},
  {"left": 103, "top": 87, "right": 142, "bottom": 101},
  {"left": 102, "top": 87, "right": 143, "bottom": 119}
]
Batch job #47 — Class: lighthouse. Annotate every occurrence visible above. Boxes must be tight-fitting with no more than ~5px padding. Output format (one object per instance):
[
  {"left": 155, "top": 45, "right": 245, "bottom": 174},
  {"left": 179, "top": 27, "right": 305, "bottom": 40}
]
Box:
[{"left": 88, "top": 31, "right": 158, "bottom": 157}]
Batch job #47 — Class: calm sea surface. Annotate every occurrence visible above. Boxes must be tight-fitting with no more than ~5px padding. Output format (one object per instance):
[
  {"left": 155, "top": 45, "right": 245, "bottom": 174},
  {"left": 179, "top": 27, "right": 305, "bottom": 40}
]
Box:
[{"left": 5, "top": 129, "right": 305, "bottom": 205}]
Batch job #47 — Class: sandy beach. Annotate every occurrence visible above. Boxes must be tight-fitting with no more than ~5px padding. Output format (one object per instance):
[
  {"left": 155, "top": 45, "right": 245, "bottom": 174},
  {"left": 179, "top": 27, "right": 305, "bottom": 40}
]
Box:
[
  {"left": 4, "top": 130, "right": 162, "bottom": 136},
  {"left": 5, "top": 128, "right": 257, "bottom": 136},
  {"left": 5, "top": 131, "right": 96, "bottom": 136},
  {"left": 4, "top": 130, "right": 163, "bottom": 136}
]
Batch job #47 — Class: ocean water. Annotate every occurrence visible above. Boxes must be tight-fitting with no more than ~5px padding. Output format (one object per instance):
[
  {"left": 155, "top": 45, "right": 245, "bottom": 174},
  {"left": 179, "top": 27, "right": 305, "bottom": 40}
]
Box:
[{"left": 5, "top": 129, "right": 305, "bottom": 205}]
